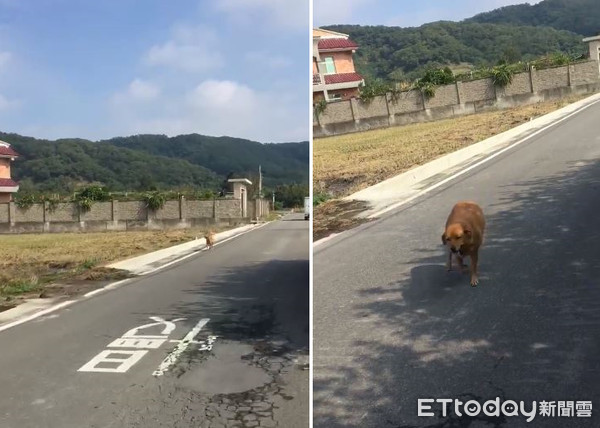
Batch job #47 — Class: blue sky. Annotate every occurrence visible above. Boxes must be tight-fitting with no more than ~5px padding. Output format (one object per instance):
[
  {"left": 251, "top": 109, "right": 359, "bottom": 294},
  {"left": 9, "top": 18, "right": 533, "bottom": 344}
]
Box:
[
  {"left": 0, "top": 0, "right": 309, "bottom": 143},
  {"left": 314, "top": 0, "right": 542, "bottom": 28}
]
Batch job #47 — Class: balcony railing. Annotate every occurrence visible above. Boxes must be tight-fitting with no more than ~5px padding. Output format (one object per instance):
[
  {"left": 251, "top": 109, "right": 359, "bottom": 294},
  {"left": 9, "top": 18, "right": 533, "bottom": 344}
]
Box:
[{"left": 313, "top": 74, "right": 322, "bottom": 85}]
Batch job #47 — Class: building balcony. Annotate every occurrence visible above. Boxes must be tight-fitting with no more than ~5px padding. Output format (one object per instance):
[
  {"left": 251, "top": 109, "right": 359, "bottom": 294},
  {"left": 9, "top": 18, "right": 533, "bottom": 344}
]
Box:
[{"left": 313, "top": 72, "right": 364, "bottom": 93}]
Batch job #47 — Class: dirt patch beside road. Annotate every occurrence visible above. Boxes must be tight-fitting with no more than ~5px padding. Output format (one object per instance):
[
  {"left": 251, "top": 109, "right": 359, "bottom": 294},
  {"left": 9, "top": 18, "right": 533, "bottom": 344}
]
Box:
[{"left": 313, "top": 200, "right": 371, "bottom": 242}]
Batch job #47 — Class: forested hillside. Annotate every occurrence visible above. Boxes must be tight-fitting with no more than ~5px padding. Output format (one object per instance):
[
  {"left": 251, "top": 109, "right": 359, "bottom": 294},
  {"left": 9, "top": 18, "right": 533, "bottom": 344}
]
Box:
[
  {"left": 324, "top": 22, "right": 584, "bottom": 82},
  {"left": 1, "top": 132, "right": 308, "bottom": 194}
]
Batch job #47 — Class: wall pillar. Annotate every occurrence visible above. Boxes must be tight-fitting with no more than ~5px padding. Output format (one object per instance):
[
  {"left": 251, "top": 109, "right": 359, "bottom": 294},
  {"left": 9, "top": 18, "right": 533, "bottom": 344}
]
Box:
[
  {"left": 529, "top": 66, "right": 537, "bottom": 93},
  {"left": 455, "top": 81, "right": 463, "bottom": 105},
  {"left": 385, "top": 93, "right": 395, "bottom": 126},
  {"left": 111, "top": 199, "right": 118, "bottom": 221},
  {"left": 350, "top": 97, "right": 360, "bottom": 125},
  {"left": 8, "top": 201, "right": 15, "bottom": 226},
  {"left": 43, "top": 200, "right": 50, "bottom": 232},
  {"left": 179, "top": 195, "right": 185, "bottom": 220}
]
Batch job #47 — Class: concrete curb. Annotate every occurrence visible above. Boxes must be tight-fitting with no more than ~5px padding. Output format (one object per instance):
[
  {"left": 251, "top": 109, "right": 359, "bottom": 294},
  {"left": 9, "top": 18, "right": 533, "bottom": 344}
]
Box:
[
  {"left": 0, "top": 222, "right": 269, "bottom": 332},
  {"left": 345, "top": 92, "right": 600, "bottom": 218},
  {"left": 108, "top": 223, "right": 263, "bottom": 275}
]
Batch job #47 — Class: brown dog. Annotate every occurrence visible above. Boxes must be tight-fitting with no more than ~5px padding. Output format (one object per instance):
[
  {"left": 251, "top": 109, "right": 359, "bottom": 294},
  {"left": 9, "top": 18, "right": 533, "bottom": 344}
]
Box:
[
  {"left": 204, "top": 230, "right": 215, "bottom": 250},
  {"left": 441, "top": 201, "right": 485, "bottom": 286}
]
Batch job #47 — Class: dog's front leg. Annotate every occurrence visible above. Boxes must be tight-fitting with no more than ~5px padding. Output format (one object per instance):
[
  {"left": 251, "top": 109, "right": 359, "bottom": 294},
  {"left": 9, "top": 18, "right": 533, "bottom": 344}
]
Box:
[
  {"left": 469, "top": 252, "right": 479, "bottom": 286},
  {"left": 446, "top": 250, "right": 453, "bottom": 271}
]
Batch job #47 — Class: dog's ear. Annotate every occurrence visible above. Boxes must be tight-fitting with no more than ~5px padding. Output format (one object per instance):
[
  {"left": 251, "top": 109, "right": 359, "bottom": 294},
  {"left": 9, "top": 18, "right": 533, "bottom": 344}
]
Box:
[
  {"left": 464, "top": 229, "right": 472, "bottom": 240},
  {"left": 441, "top": 233, "right": 447, "bottom": 245}
]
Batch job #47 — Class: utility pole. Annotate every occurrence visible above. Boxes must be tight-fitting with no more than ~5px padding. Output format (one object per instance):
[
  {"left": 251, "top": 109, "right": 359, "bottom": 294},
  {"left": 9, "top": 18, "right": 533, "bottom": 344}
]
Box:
[
  {"left": 258, "top": 165, "right": 262, "bottom": 199},
  {"left": 272, "top": 191, "right": 275, "bottom": 210}
]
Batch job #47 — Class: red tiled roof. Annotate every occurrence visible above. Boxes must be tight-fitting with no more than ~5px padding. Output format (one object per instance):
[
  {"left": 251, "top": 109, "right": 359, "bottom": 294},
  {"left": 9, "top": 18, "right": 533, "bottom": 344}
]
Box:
[
  {"left": 318, "top": 38, "right": 359, "bottom": 51},
  {"left": 0, "top": 178, "right": 18, "bottom": 187},
  {"left": 324, "top": 72, "right": 364, "bottom": 85},
  {"left": 0, "top": 145, "right": 19, "bottom": 157}
]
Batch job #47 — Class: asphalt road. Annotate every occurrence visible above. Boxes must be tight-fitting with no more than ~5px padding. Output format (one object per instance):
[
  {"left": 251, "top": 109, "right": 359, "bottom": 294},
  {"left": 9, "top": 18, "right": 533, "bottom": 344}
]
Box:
[
  {"left": 314, "top": 99, "right": 600, "bottom": 428},
  {"left": 0, "top": 213, "right": 309, "bottom": 428}
]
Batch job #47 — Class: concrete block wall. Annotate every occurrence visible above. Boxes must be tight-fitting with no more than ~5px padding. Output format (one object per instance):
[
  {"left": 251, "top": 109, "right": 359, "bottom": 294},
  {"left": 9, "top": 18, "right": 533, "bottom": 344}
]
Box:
[
  {"left": 119, "top": 201, "right": 147, "bottom": 221},
  {"left": 0, "top": 197, "right": 253, "bottom": 234},
  {"left": 48, "top": 203, "right": 79, "bottom": 222},
  {"left": 500, "top": 72, "right": 532, "bottom": 97},
  {"left": 0, "top": 203, "right": 8, "bottom": 223},
  {"left": 424, "top": 83, "right": 459, "bottom": 108},
  {"left": 314, "top": 61, "right": 600, "bottom": 138},
  {"left": 186, "top": 200, "right": 214, "bottom": 218},
  {"left": 535, "top": 66, "right": 569, "bottom": 92},
  {"left": 389, "top": 90, "right": 423, "bottom": 114},
  {"left": 14, "top": 204, "right": 44, "bottom": 223},
  {"left": 571, "top": 61, "right": 599, "bottom": 85}
]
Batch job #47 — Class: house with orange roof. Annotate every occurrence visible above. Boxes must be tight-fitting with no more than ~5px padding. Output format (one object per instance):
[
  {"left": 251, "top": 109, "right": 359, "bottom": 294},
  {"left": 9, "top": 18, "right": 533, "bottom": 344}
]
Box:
[
  {"left": 0, "top": 140, "right": 20, "bottom": 202},
  {"left": 313, "top": 28, "right": 364, "bottom": 102}
]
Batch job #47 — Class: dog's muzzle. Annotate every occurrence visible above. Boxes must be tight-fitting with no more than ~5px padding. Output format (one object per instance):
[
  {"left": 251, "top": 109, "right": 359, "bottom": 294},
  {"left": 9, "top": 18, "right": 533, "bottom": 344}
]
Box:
[{"left": 451, "top": 247, "right": 459, "bottom": 254}]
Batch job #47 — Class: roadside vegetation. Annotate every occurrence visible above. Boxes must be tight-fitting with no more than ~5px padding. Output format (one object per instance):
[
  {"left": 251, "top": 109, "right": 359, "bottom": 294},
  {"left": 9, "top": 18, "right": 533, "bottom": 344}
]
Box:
[{"left": 355, "top": 52, "right": 584, "bottom": 103}]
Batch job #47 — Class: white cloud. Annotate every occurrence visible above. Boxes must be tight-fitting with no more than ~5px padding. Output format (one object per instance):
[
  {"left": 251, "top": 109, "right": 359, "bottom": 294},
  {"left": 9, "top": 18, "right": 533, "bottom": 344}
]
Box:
[
  {"left": 144, "top": 25, "right": 223, "bottom": 72},
  {"left": 110, "top": 79, "right": 307, "bottom": 142},
  {"left": 111, "top": 78, "right": 160, "bottom": 105},
  {"left": 187, "top": 79, "right": 258, "bottom": 110},
  {"left": 215, "top": 0, "right": 308, "bottom": 31},
  {"left": 245, "top": 51, "right": 292, "bottom": 69}
]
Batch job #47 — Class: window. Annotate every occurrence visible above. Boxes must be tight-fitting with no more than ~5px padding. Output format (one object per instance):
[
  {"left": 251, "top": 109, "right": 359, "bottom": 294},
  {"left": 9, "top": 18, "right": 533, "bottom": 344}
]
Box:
[{"left": 322, "top": 56, "right": 336, "bottom": 74}]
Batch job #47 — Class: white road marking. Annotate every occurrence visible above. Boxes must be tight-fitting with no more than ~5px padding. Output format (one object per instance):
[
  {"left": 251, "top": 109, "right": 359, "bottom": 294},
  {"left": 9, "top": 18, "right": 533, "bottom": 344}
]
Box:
[
  {"left": 78, "top": 350, "right": 148, "bottom": 373},
  {"left": 0, "top": 300, "right": 75, "bottom": 333},
  {"left": 77, "top": 316, "right": 187, "bottom": 374},
  {"left": 152, "top": 318, "right": 210, "bottom": 377},
  {"left": 83, "top": 278, "right": 131, "bottom": 298},
  {"left": 122, "top": 316, "right": 185, "bottom": 337},
  {"left": 108, "top": 337, "right": 168, "bottom": 349}
]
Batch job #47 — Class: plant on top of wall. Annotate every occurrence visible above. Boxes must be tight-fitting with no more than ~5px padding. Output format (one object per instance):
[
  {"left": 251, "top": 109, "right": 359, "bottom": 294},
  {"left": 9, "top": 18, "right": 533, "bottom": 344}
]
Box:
[
  {"left": 491, "top": 64, "right": 515, "bottom": 87},
  {"left": 14, "top": 193, "right": 37, "bottom": 210},
  {"left": 417, "top": 82, "right": 437, "bottom": 99},
  {"left": 44, "top": 195, "right": 62, "bottom": 213},
  {"left": 76, "top": 185, "right": 110, "bottom": 202},
  {"left": 143, "top": 191, "right": 167, "bottom": 211},
  {"left": 358, "top": 78, "right": 392, "bottom": 103},
  {"left": 313, "top": 99, "right": 328, "bottom": 117},
  {"left": 72, "top": 185, "right": 110, "bottom": 212},
  {"left": 77, "top": 197, "right": 93, "bottom": 212},
  {"left": 413, "top": 66, "right": 456, "bottom": 99}
]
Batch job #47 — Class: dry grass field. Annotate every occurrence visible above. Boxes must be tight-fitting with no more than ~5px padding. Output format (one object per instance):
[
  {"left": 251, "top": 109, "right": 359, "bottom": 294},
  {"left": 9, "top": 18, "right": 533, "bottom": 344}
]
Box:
[{"left": 0, "top": 226, "right": 228, "bottom": 302}]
